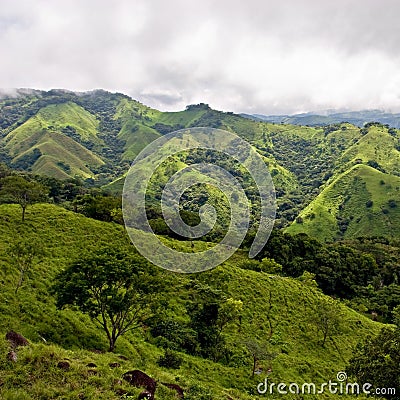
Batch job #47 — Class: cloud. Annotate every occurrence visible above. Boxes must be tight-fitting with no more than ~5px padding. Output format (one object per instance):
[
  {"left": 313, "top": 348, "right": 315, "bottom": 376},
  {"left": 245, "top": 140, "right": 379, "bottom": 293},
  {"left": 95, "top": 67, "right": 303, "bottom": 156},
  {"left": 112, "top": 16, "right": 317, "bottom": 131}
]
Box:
[{"left": 1, "top": 0, "right": 400, "bottom": 114}]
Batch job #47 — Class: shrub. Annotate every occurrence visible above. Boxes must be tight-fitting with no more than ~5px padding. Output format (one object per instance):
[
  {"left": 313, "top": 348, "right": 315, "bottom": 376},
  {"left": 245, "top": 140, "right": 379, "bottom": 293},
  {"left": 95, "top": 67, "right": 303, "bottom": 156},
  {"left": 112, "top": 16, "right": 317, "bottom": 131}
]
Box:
[
  {"left": 157, "top": 349, "right": 183, "bottom": 369},
  {"left": 184, "top": 384, "right": 213, "bottom": 400}
]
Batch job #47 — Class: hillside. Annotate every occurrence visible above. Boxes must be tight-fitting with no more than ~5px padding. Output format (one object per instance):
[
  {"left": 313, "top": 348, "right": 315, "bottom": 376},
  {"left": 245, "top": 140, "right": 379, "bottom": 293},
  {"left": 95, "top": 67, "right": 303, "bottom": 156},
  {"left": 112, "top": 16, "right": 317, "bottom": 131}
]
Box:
[
  {"left": 1, "top": 89, "right": 400, "bottom": 239},
  {"left": 0, "top": 203, "right": 384, "bottom": 399},
  {"left": 286, "top": 124, "right": 400, "bottom": 241},
  {"left": 287, "top": 164, "right": 400, "bottom": 241}
]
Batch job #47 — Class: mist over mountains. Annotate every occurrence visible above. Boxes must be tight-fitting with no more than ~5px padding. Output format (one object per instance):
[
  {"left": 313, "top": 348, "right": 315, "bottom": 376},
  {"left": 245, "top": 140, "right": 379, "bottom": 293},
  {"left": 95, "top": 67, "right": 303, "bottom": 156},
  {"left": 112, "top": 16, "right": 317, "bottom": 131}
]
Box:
[{"left": 243, "top": 109, "right": 400, "bottom": 128}]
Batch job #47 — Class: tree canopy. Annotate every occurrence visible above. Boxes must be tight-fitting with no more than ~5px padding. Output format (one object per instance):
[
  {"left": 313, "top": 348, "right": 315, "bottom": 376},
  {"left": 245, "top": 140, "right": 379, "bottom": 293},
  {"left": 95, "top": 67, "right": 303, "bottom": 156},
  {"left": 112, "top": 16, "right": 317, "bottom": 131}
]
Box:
[
  {"left": 0, "top": 175, "right": 48, "bottom": 221},
  {"left": 53, "top": 247, "right": 162, "bottom": 352}
]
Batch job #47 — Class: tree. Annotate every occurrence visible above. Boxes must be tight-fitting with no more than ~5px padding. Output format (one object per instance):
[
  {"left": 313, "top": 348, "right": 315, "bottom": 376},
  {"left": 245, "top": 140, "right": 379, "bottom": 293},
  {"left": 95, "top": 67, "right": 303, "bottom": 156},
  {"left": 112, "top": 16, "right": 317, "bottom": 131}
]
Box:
[
  {"left": 0, "top": 176, "right": 48, "bottom": 221},
  {"left": 10, "top": 240, "right": 43, "bottom": 294},
  {"left": 186, "top": 282, "right": 242, "bottom": 361},
  {"left": 347, "top": 325, "right": 400, "bottom": 399},
  {"left": 73, "top": 194, "right": 122, "bottom": 223},
  {"left": 52, "top": 247, "right": 161, "bottom": 352},
  {"left": 243, "top": 338, "right": 278, "bottom": 377},
  {"left": 0, "top": 163, "right": 10, "bottom": 179},
  {"left": 310, "top": 297, "right": 343, "bottom": 346}
]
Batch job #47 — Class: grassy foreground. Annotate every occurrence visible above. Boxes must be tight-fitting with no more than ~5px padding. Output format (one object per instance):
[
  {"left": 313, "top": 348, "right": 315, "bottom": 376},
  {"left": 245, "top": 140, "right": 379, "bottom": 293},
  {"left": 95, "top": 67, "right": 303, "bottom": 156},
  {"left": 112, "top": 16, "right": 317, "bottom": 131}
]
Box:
[{"left": 0, "top": 204, "right": 384, "bottom": 399}]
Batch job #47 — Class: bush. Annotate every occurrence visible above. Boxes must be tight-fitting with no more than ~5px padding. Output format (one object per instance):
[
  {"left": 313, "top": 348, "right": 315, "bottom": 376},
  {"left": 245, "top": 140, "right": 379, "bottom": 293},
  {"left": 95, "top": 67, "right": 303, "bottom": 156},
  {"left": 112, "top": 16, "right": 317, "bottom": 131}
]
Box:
[
  {"left": 148, "top": 318, "right": 198, "bottom": 354},
  {"left": 184, "top": 384, "right": 213, "bottom": 400},
  {"left": 157, "top": 349, "right": 183, "bottom": 369}
]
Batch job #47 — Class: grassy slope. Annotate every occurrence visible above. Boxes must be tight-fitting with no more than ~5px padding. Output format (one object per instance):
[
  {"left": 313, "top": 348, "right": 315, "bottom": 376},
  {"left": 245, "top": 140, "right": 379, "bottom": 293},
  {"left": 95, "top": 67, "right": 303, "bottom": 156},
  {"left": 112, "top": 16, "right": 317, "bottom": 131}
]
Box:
[
  {"left": 0, "top": 203, "right": 383, "bottom": 399},
  {"left": 114, "top": 98, "right": 162, "bottom": 161},
  {"left": 112, "top": 99, "right": 296, "bottom": 200},
  {"left": 114, "top": 99, "right": 211, "bottom": 162},
  {"left": 37, "top": 102, "right": 99, "bottom": 140},
  {"left": 338, "top": 126, "right": 400, "bottom": 174},
  {"left": 286, "top": 164, "right": 400, "bottom": 241},
  {"left": 4, "top": 102, "right": 104, "bottom": 178},
  {"left": 285, "top": 124, "right": 400, "bottom": 241}
]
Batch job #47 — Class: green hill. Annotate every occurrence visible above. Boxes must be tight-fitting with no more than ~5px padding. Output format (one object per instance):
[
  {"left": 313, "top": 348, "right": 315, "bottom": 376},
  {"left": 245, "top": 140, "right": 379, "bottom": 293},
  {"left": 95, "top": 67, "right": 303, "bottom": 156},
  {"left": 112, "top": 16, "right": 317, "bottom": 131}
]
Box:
[
  {"left": 0, "top": 203, "right": 384, "bottom": 399},
  {"left": 286, "top": 164, "right": 400, "bottom": 241},
  {"left": 338, "top": 125, "right": 400, "bottom": 175},
  {"left": 3, "top": 102, "right": 104, "bottom": 179},
  {"left": 1, "top": 90, "right": 400, "bottom": 239}
]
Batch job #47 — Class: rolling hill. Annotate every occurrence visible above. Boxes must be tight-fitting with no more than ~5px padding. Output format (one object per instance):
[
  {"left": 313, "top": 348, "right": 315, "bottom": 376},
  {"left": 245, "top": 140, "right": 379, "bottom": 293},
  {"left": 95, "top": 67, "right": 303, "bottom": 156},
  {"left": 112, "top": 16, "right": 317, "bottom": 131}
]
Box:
[
  {"left": 0, "top": 90, "right": 398, "bottom": 399},
  {"left": 0, "top": 203, "right": 384, "bottom": 399},
  {"left": 1, "top": 89, "right": 400, "bottom": 240},
  {"left": 286, "top": 164, "right": 400, "bottom": 241}
]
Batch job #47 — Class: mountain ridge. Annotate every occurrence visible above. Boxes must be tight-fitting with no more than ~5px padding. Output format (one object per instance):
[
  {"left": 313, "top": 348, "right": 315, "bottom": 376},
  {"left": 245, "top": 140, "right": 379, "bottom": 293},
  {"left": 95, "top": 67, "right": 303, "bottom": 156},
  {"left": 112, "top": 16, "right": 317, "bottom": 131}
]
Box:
[
  {"left": 243, "top": 109, "right": 400, "bottom": 128},
  {"left": 1, "top": 89, "right": 400, "bottom": 240}
]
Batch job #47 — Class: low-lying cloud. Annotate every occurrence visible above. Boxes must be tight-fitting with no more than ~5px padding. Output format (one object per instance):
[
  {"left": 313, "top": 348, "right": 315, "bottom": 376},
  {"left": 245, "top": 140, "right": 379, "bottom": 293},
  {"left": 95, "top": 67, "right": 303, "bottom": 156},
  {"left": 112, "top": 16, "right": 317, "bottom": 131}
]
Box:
[{"left": 1, "top": 0, "right": 400, "bottom": 114}]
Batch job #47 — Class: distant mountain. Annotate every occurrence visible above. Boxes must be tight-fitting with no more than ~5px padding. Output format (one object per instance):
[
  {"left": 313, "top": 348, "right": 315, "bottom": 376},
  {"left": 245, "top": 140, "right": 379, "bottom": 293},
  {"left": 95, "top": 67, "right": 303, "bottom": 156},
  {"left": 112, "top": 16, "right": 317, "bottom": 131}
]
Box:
[{"left": 242, "top": 109, "right": 400, "bottom": 128}]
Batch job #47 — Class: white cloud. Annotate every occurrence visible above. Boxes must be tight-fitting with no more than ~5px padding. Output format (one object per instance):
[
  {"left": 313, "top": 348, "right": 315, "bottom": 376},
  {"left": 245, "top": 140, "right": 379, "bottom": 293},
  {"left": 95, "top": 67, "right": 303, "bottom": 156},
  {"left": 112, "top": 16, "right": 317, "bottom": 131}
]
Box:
[{"left": 1, "top": 0, "right": 400, "bottom": 114}]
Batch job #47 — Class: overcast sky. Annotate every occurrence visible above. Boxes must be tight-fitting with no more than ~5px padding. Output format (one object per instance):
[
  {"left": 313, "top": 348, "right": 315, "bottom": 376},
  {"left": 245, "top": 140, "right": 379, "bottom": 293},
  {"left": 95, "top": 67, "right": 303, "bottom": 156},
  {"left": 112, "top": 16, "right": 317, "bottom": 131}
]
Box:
[{"left": 1, "top": 0, "right": 400, "bottom": 114}]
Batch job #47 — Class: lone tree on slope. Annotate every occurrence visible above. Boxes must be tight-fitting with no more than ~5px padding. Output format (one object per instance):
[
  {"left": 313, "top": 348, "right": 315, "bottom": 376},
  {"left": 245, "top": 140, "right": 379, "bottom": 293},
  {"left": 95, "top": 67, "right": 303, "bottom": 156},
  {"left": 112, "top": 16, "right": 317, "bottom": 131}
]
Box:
[
  {"left": 52, "top": 247, "right": 162, "bottom": 352},
  {"left": 0, "top": 175, "right": 48, "bottom": 221}
]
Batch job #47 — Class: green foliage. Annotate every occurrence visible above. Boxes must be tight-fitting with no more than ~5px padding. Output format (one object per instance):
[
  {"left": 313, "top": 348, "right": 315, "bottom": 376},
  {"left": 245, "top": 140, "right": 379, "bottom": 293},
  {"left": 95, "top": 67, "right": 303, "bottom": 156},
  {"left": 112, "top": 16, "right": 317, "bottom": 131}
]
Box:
[
  {"left": 257, "top": 230, "right": 378, "bottom": 298},
  {"left": 148, "top": 318, "right": 198, "bottom": 353},
  {"left": 53, "top": 247, "right": 162, "bottom": 351},
  {"left": 0, "top": 175, "right": 48, "bottom": 220},
  {"left": 157, "top": 349, "right": 183, "bottom": 369},
  {"left": 238, "top": 258, "right": 282, "bottom": 274},
  {"left": 310, "top": 297, "right": 344, "bottom": 346},
  {"left": 9, "top": 239, "right": 43, "bottom": 294},
  {"left": 347, "top": 326, "right": 400, "bottom": 399},
  {"left": 73, "top": 194, "right": 122, "bottom": 223},
  {"left": 243, "top": 338, "right": 277, "bottom": 377},
  {"left": 186, "top": 282, "right": 242, "bottom": 361}
]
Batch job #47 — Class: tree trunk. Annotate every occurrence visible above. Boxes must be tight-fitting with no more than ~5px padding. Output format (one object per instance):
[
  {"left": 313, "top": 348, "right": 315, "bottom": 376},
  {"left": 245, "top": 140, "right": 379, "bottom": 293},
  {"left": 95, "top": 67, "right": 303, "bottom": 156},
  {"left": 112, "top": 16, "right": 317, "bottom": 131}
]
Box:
[
  {"left": 15, "top": 268, "right": 25, "bottom": 294},
  {"left": 22, "top": 206, "right": 26, "bottom": 222},
  {"left": 252, "top": 356, "right": 256, "bottom": 377},
  {"left": 322, "top": 330, "right": 327, "bottom": 347},
  {"left": 108, "top": 330, "right": 118, "bottom": 352},
  {"left": 108, "top": 338, "right": 116, "bottom": 352}
]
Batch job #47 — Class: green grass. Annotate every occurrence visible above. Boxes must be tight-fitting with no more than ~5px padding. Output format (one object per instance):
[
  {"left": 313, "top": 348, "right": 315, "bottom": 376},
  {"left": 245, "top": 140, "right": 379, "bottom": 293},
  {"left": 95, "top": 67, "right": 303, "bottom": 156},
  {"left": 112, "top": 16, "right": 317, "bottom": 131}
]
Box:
[
  {"left": 155, "top": 109, "right": 208, "bottom": 126},
  {"left": 36, "top": 102, "right": 100, "bottom": 140},
  {"left": 287, "top": 164, "right": 400, "bottom": 241},
  {"left": 0, "top": 203, "right": 385, "bottom": 399},
  {"left": 118, "top": 121, "right": 161, "bottom": 161},
  {"left": 339, "top": 126, "right": 400, "bottom": 174},
  {"left": 4, "top": 102, "right": 105, "bottom": 179}
]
